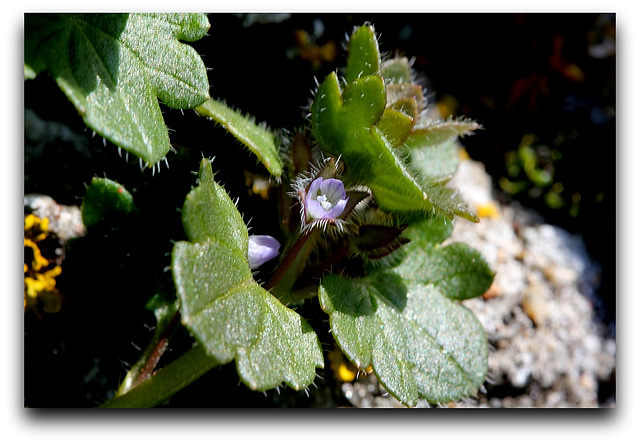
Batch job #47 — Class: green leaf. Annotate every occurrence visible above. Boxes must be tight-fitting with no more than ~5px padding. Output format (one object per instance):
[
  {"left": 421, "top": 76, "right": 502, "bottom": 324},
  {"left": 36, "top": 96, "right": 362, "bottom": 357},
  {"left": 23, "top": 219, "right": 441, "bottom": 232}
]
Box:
[
  {"left": 403, "top": 137, "right": 460, "bottom": 184},
  {"left": 395, "top": 242, "right": 495, "bottom": 301},
  {"left": 172, "top": 159, "right": 322, "bottom": 391},
  {"left": 181, "top": 159, "right": 248, "bottom": 251},
  {"left": 24, "top": 13, "right": 211, "bottom": 166},
  {"left": 81, "top": 177, "right": 134, "bottom": 228},
  {"left": 386, "top": 84, "right": 424, "bottom": 113},
  {"left": 377, "top": 108, "right": 414, "bottom": 148},
  {"left": 411, "top": 118, "right": 480, "bottom": 147},
  {"left": 319, "top": 214, "right": 493, "bottom": 406},
  {"left": 196, "top": 98, "right": 283, "bottom": 178},
  {"left": 400, "top": 216, "right": 493, "bottom": 300},
  {"left": 402, "top": 118, "right": 479, "bottom": 185},
  {"left": 319, "top": 272, "right": 488, "bottom": 407},
  {"left": 401, "top": 213, "right": 454, "bottom": 247},
  {"left": 24, "top": 64, "right": 37, "bottom": 80},
  {"left": 345, "top": 25, "right": 380, "bottom": 84},
  {"left": 311, "top": 25, "right": 478, "bottom": 222},
  {"left": 381, "top": 57, "right": 413, "bottom": 84}
]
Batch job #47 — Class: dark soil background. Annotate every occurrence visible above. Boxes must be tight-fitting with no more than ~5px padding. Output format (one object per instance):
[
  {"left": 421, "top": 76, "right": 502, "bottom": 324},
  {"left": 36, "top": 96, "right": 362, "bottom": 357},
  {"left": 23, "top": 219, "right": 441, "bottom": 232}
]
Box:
[{"left": 23, "top": 13, "right": 615, "bottom": 407}]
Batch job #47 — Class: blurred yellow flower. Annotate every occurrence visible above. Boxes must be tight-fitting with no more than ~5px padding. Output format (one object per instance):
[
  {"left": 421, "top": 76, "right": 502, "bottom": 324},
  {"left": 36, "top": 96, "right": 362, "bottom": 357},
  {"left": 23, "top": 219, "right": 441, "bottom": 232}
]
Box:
[{"left": 328, "top": 348, "right": 358, "bottom": 382}]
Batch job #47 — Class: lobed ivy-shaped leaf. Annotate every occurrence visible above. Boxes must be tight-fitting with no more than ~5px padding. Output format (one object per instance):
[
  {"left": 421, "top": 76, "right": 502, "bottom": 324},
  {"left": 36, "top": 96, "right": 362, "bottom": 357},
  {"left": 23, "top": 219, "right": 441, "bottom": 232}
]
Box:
[
  {"left": 196, "top": 98, "right": 283, "bottom": 178},
  {"left": 24, "top": 13, "right": 211, "bottom": 166},
  {"left": 311, "top": 25, "right": 479, "bottom": 221},
  {"left": 172, "top": 159, "right": 323, "bottom": 391},
  {"left": 319, "top": 216, "right": 494, "bottom": 407}
]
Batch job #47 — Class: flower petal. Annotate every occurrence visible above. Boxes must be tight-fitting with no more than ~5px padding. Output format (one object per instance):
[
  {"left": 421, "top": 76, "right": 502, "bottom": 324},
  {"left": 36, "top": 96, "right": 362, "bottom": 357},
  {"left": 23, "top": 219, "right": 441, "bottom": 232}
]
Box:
[
  {"left": 325, "top": 197, "right": 349, "bottom": 219},
  {"left": 248, "top": 235, "right": 281, "bottom": 269},
  {"left": 320, "top": 178, "right": 346, "bottom": 201},
  {"left": 306, "top": 197, "right": 328, "bottom": 221},
  {"left": 307, "top": 177, "right": 324, "bottom": 198}
]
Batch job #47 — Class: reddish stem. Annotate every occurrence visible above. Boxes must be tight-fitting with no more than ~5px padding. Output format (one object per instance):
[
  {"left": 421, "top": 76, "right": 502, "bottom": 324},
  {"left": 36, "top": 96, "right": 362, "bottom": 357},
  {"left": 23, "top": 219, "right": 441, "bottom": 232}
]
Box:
[
  {"left": 134, "top": 310, "right": 181, "bottom": 387},
  {"left": 265, "top": 229, "right": 315, "bottom": 290}
]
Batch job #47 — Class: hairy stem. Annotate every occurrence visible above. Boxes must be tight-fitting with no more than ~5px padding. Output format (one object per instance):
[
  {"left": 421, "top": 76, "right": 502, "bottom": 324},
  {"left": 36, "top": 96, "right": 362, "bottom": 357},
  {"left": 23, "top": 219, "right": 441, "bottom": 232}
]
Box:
[
  {"left": 115, "top": 306, "right": 180, "bottom": 397},
  {"left": 133, "top": 310, "right": 181, "bottom": 387},
  {"left": 100, "top": 344, "right": 219, "bottom": 408}
]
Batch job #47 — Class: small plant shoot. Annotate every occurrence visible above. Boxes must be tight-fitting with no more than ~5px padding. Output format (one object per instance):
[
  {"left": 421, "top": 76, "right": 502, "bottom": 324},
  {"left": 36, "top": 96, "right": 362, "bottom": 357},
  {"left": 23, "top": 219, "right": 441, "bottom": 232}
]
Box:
[{"left": 25, "top": 15, "right": 494, "bottom": 408}]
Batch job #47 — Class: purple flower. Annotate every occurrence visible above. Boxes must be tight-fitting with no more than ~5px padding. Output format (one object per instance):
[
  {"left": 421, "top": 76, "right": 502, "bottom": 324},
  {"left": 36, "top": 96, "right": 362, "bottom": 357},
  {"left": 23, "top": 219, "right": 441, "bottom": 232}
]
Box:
[
  {"left": 247, "top": 235, "right": 281, "bottom": 269},
  {"left": 305, "top": 177, "right": 349, "bottom": 222}
]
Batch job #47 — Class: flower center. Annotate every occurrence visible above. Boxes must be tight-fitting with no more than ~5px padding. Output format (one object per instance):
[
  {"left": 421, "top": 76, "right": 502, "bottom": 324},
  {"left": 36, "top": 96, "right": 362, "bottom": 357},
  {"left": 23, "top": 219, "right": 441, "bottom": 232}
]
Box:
[{"left": 316, "top": 194, "right": 334, "bottom": 211}]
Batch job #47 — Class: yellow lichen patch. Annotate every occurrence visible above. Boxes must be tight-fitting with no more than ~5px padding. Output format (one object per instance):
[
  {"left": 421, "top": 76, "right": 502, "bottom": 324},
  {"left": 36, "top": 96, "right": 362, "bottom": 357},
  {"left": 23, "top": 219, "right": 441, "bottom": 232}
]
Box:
[
  {"left": 24, "top": 214, "right": 64, "bottom": 315},
  {"left": 328, "top": 348, "right": 358, "bottom": 382},
  {"left": 24, "top": 238, "right": 49, "bottom": 271},
  {"left": 24, "top": 213, "right": 49, "bottom": 242},
  {"left": 24, "top": 266, "right": 63, "bottom": 312}
]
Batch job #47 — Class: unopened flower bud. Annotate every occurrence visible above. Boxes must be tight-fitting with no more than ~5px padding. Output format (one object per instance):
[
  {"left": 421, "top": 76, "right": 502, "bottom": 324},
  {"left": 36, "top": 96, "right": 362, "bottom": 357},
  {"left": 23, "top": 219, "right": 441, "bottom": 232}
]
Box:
[{"left": 248, "top": 235, "right": 281, "bottom": 269}]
